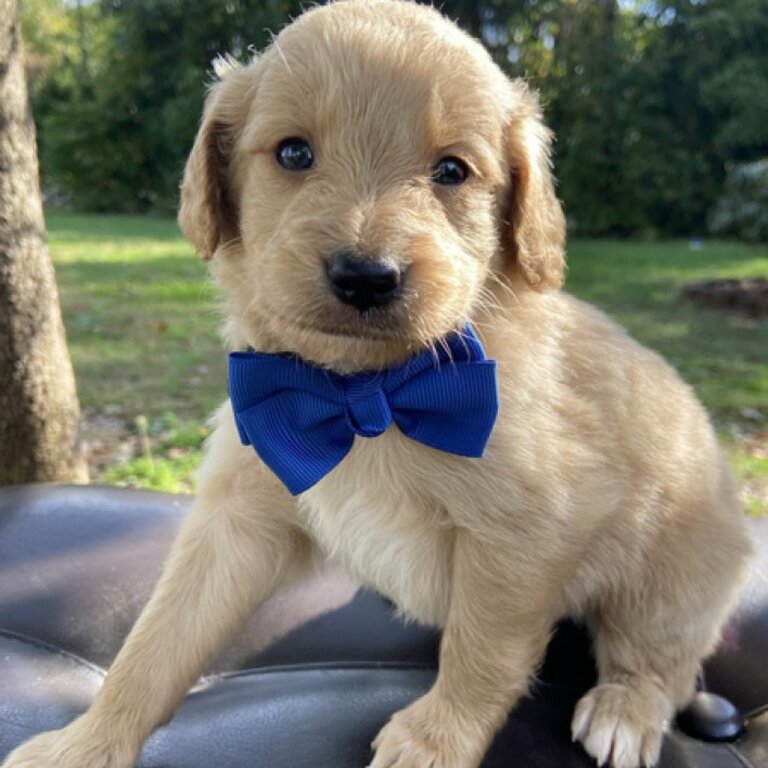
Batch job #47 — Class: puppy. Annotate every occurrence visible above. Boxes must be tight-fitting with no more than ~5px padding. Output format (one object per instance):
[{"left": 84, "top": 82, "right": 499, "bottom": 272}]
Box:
[{"left": 3, "top": 2, "right": 752, "bottom": 767}]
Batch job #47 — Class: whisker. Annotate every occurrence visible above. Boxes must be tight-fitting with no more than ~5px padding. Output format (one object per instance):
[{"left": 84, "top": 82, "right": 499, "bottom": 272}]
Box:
[
  {"left": 476, "top": 286, "right": 505, "bottom": 315},
  {"left": 486, "top": 271, "right": 519, "bottom": 306}
]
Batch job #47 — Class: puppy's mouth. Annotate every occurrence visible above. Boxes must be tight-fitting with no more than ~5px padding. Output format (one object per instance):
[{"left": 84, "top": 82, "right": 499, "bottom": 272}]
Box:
[
  {"left": 258, "top": 302, "right": 425, "bottom": 372},
  {"left": 276, "top": 309, "right": 412, "bottom": 345},
  {"left": 299, "top": 311, "right": 408, "bottom": 341}
]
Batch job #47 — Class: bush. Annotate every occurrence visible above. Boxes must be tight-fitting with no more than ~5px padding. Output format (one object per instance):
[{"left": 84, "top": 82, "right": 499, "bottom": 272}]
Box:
[{"left": 709, "top": 159, "right": 768, "bottom": 243}]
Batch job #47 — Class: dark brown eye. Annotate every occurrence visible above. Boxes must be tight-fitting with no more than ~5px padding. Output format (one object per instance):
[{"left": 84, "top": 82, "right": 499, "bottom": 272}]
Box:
[
  {"left": 432, "top": 156, "right": 469, "bottom": 186},
  {"left": 276, "top": 138, "right": 314, "bottom": 171}
]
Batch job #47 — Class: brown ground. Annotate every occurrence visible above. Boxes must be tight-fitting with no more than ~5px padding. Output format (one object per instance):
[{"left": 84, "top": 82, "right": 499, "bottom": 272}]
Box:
[{"left": 683, "top": 278, "right": 768, "bottom": 319}]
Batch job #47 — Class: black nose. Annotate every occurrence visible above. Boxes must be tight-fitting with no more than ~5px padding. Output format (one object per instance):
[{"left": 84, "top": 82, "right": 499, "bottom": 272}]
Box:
[{"left": 326, "top": 250, "right": 402, "bottom": 312}]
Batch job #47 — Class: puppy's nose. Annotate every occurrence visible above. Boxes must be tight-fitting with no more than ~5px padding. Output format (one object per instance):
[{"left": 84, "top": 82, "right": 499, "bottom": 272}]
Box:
[{"left": 326, "top": 250, "right": 402, "bottom": 312}]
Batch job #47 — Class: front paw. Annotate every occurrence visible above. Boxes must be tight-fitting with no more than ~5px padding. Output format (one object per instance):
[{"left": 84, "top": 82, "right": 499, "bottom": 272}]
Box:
[
  {"left": 572, "top": 681, "right": 671, "bottom": 768},
  {"left": 368, "top": 695, "right": 487, "bottom": 768},
  {"left": 2, "top": 720, "right": 137, "bottom": 768}
]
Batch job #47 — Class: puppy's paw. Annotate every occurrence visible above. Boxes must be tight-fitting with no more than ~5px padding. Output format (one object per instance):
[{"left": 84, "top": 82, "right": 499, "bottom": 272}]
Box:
[
  {"left": 572, "top": 681, "right": 671, "bottom": 768},
  {"left": 368, "top": 695, "right": 485, "bottom": 768},
  {"left": 2, "top": 721, "right": 136, "bottom": 768}
]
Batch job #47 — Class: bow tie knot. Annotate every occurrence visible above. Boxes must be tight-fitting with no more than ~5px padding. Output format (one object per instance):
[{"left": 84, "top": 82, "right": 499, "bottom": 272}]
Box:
[
  {"left": 343, "top": 376, "right": 392, "bottom": 437},
  {"left": 229, "top": 326, "right": 499, "bottom": 495}
]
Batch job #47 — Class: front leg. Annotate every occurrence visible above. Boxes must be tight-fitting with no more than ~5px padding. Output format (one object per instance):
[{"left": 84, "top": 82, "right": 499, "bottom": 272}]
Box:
[
  {"left": 369, "top": 530, "right": 556, "bottom": 768},
  {"left": 2, "top": 403, "right": 310, "bottom": 768}
]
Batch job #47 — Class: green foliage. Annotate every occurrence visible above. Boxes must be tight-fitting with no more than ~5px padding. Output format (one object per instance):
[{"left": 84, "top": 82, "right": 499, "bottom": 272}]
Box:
[
  {"left": 27, "top": 0, "right": 304, "bottom": 210},
  {"left": 709, "top": 160, "right": 768, "bottom": 242},
  {"left": 726, "top": 445, "right": 768, "bottom": 517},
  {"left": 101, "top": 413, "right": 210, "bottom": 493},
  {"left": 439, "top": 0, "right": 768, "bottom": 237},
  {"left": 694, "top": 0, "right": 768, "bottom": 162},
  {"left": 23, "top": 0, "right": 768, "bottom": 236},
  {"left": 102, "top": 452, "right": 201, "bottom": 492},
  {"left": 20, "top": 0, "right": 75, "bottom": 90}
]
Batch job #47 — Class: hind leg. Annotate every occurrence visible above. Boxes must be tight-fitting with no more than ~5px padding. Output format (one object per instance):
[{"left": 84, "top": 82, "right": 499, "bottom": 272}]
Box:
[
  {"left": 571, "top": 460, "right": 753, "bottom": 768},
  {"left": 572, "top": 578, "right": 740, "bottom": 768},
  {"left": 571, "top": 621, "right": 699, "bottom": 767}
]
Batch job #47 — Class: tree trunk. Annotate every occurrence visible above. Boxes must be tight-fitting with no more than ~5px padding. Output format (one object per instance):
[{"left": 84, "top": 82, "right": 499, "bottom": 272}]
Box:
[{"left": 0, "top": 0, "right": 87, "bottom": 484}]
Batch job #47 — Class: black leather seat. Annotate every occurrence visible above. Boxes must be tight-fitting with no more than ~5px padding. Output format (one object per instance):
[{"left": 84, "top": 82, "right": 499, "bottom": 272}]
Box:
[{"left": 0, "top": 484, "right": 766, "bottom": 767}]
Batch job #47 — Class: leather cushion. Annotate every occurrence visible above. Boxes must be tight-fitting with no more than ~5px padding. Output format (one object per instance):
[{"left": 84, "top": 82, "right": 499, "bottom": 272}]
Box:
[
  {"left": 1, "top": 484, "right": 767, "bottom": 768},
  {"left": 2, "top": 631, "right": 763, "bottom": 768},
  {"left": 0, "top": 484, "right": 439, "bottom": 672}
]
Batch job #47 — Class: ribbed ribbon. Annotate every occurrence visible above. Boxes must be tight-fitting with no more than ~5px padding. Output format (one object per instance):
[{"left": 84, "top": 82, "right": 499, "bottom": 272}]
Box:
[{"left": 228, "top": 325, "right": 499, "bottom": 495}]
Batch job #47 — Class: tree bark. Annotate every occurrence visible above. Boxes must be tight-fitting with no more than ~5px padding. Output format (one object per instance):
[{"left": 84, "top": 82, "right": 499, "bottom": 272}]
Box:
[{"left": 0, "top": 0, "right": 87, "bottom": 484}]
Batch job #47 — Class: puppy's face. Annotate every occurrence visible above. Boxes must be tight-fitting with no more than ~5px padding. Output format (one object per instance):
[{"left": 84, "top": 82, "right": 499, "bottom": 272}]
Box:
[{"left": 180, "top": 0, "right": 565, "bottom": 371}]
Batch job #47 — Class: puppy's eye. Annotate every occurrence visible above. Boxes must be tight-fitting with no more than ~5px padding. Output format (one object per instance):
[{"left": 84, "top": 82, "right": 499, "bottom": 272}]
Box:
[
  {"left": 432, "top": 156, "right": 469, "bottom": 186},
  {"left": 276, "top": 138, "right": 315, "bottom": 171}
]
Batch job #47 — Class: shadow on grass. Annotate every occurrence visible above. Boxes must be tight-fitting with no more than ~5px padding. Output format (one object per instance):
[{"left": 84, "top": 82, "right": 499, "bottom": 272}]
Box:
[{"left": 54, "top": 253, "right": 209, "bottom": 281}]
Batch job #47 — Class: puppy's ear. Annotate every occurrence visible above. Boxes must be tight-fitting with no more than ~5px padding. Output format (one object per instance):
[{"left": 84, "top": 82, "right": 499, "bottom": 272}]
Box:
[
  {"left": 179, "top": 61, "right": 254, "bottom": 260},
  {"left": 502, "top": 84, "right": 566, "bottom": 291}
]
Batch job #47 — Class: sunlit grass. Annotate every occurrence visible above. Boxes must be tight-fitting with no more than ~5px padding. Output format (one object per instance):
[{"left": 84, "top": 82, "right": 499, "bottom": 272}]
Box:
[{"left": 48, "top": 213, "right": 224, "bottom": 420}]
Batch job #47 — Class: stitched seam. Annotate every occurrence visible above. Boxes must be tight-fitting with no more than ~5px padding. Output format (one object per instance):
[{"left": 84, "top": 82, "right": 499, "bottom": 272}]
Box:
[
  {"left": 205, "top": 660, "right": 437, "bottom": 684},
  {"left": 724, "top": 743, "right": 758, "bottom": 768},
  {"left": 0, "top": 629, "right": 106, "bottom": 676}
]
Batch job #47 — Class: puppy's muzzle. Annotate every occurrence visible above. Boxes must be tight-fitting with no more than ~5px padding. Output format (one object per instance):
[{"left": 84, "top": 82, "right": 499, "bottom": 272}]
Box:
[{"left": 325, "top": 250, "right": 403, "bottom": 313}]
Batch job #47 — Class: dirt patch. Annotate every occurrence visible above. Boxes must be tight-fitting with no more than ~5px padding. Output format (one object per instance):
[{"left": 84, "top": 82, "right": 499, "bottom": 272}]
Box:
[
  {"left": 682, "top": 278, "right": 768, "bottom": 319},
  {"left": 80, "top": 411, "right": 137, "bottom": 476}
]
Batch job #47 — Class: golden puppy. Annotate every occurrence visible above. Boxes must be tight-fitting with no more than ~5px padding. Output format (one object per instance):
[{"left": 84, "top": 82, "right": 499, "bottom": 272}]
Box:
[{"left": 3, "top": 2, "right": 752, "bottom": 767}]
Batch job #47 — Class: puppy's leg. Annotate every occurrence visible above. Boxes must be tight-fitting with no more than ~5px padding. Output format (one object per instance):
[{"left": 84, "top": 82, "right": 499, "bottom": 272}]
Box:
[
  {"left": 572, "top": 544, "right": 749, "bottom": 768},
  {"left": 2, "top": 408, "right": 308, "bottom": 768},
  {"left": 571, "top": 620, "right": 697, "bottom": 768},
  {"left": 369, "top": 531, "right": 555, "bottom": 768}
]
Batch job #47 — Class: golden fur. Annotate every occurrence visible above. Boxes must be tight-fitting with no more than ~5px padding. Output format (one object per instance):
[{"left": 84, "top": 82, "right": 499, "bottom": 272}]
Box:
[{"left": 3, "top": 2, "right": 753, "bottom": 768}]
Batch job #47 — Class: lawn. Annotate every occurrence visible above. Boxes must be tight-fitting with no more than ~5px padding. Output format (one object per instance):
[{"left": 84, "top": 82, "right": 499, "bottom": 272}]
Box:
[{"left": 46, "top": 212, "right": 768, "bottom": 511}]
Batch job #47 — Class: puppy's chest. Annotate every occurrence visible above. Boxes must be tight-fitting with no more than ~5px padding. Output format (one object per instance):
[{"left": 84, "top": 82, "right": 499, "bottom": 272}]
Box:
[{"left": 298, "top": 433, "right": 454, "bottom": 626}]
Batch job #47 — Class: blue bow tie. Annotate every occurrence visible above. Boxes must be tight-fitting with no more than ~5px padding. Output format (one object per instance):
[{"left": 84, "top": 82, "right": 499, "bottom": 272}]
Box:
[{"left": 228, "top": 325, "right": 499, "bottom": 495}]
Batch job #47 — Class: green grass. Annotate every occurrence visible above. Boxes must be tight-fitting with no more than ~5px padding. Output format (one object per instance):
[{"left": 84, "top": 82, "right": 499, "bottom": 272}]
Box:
[
  {"left": 48, "top": 213, "right": 223, "bottom": 418},
  {"left": 46, "top": 213, "right": 768, "bottom": 507},
  {"left": 47, "top": 212, "right": 220, "bottom": 492}
]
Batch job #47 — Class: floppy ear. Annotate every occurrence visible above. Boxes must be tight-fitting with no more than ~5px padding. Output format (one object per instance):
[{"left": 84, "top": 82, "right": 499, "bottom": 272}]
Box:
[
  {"left": 503, "top": 84, "right": 566, "bottom": 291},
  {"left": 178, "top": 61, "right": 255, "bottom": 260}
]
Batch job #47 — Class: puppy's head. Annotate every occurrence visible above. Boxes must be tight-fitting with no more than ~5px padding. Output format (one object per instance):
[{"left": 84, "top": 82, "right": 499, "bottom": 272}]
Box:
[{"left": 179, "top": 0, "right": 565, "bottom": 371}]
